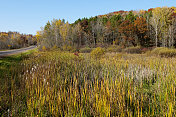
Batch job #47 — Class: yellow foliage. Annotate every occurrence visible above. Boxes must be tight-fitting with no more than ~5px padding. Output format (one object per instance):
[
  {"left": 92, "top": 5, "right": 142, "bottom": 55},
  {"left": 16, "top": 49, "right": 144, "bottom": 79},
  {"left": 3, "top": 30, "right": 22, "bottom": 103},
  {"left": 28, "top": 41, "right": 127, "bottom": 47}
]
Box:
[
  {"left": 139, "top": 9, "right": 145, "bottom": 14},
  {"left": 42, "top": 46, "right": 46, "bottom": 51},
  {"left": 91, "top": 47, "right": 105, "bottom": 59},
  {"left": 36, "top": 31, "right": 41, "bottom": 42},
  {"left": 56, "top": 19, "right": 62, "bottom": 27},
  {"left": 60, "top": 22, "right": 69, "bottom": 42}
]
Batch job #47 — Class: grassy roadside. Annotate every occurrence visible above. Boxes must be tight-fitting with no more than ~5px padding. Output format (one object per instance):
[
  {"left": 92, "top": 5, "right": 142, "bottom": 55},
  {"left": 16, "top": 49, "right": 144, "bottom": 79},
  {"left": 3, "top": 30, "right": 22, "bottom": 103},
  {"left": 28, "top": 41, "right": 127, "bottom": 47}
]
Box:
[
  {"left": 0, "top": 48, "right": 37, "bottom": 116},
  {"left": 0, "top": 49, "right": 9, "bottom": 51},
  {"left": 0, "top": 48, "right": 38, "bottom": 74}
]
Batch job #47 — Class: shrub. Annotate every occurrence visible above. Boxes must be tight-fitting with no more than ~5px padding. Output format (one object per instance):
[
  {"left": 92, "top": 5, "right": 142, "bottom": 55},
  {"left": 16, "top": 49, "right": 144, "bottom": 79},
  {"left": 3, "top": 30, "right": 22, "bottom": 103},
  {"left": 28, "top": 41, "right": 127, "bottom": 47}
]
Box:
[
  {"left": 80, "top": 47, "right": 93, "bottom": 53},
  {"left": 91, "top": 47, "right": 105, "bottom": 59},
  {"left": 159, "top": 49, "right": 176, "bottom": 57},
  {"left": 38, "top": 45, "right": 49, "bottom": 51},
  {"left": 106, "top": 45, "right": 122, "bottom": 53},
  {"left": 149, "top": 47, "right": 176, "bottom": 57},
  {"left": 150, "top": 47, "right": 166, "bottom": 56},
  {"left": 150, "top": 47, "right": 176, "bottom": 57},
  {"left": 123, "top": 46, "right": 142, "bottom": 54},
  {"left": 42, "top": 46, "right": 47, "bottom": 51}
]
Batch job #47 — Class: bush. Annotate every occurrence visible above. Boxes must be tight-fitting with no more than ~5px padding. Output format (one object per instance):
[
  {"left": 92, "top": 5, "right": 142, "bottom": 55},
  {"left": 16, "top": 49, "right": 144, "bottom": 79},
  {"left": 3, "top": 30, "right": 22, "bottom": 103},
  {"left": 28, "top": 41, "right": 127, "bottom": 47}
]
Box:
[
  {"left": 150, "top": 47, "right": 176, "bottom": 57},
  {"left": 42, "top": 46, "right": 47, "bottom": 51},
  {"left": 123, "top": 46, "right": 142, "bottom": 54},
  {"left": 150, "top": 47, "right": 165, "bottom": 56},
  {"left": 159, "top": 49, "right": 176, "bottom": 57},
  {"left": 38, "top": 44, "right": 50, "bottom": 51},
  {"left": 106, "top": 45, "right": 122, "bottom": 53},
  {"left": 91, "top": 47, "right": 105, "bottom": 59},
  {"left": 80, "top": 47, "right": 93, "bottom": 53}
]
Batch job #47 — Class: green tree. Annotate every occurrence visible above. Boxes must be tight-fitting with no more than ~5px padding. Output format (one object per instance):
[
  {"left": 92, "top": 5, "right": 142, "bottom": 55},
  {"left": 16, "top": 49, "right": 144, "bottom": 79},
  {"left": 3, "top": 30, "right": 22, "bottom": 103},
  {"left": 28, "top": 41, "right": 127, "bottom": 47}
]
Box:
[{"left": 125, "top": 11, "right": 136, "bottom": 22}]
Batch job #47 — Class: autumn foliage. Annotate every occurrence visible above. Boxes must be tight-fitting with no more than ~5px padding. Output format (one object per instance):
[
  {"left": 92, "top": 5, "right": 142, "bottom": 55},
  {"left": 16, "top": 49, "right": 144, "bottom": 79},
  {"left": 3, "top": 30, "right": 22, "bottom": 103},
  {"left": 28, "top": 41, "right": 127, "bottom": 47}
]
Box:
[
  {"left": 36, "top": 7, "right": 176, "bottom": 50},
  {"left": 0, "top": 32, "right": 37, "bottom": 49}
]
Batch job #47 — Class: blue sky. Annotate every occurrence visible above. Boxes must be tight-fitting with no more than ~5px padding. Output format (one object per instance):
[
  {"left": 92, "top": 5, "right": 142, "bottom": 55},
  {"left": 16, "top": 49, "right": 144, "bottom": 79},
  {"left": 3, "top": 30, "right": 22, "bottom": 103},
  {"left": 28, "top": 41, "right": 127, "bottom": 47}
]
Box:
[{"left": 0, "top": 0, "right": 175, "bottom": 35}]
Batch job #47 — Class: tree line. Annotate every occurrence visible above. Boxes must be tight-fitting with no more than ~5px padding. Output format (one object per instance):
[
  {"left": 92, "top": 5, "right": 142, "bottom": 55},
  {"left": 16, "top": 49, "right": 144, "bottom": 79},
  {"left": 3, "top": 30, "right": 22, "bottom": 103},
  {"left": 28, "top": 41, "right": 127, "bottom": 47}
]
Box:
[
  {"left": 37, "top": 7, "right": 176, "bottom": 50},
  {"left": 0, "top": 32, "right": 37, "bottom": 49}
]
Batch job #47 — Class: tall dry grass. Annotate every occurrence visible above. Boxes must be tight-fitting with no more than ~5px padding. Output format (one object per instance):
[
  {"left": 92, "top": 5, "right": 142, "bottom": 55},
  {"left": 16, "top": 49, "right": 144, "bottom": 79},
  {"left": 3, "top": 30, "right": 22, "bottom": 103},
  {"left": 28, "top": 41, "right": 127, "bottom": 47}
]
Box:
[{"left": 2, "top": 51, "right": 176, "bottom": 116}]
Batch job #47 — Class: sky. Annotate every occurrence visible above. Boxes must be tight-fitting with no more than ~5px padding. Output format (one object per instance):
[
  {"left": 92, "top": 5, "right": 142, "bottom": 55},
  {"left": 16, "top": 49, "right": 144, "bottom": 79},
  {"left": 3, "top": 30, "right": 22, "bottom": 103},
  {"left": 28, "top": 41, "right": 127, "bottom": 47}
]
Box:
[{"left": 0, "top": 0, "right": 176, "bottom": 35}]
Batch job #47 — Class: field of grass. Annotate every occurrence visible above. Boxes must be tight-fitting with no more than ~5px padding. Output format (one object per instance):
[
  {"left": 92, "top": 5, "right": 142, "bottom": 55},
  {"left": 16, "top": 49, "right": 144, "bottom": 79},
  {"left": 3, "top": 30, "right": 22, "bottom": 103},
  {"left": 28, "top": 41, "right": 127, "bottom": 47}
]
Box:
[
  {"left": 0, "top": 49, "right": 37, "bottom": 116},
  {"left": 1, "top": 49, "right": 176, "bottom": 116}
]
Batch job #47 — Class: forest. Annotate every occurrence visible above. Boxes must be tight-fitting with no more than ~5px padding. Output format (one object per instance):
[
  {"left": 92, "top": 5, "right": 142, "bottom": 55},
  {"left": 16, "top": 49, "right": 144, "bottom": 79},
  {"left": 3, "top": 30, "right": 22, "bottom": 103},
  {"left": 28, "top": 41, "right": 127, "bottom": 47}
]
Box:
[{"left": 37, "top": 7, "right": 176, "bottom": 51}]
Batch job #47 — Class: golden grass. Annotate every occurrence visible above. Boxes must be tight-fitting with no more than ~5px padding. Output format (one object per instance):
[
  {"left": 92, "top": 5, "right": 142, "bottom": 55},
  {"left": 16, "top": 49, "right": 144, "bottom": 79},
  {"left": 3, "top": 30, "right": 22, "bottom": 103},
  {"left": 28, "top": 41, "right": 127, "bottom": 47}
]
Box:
[{"left": 2, "top": 51, "right": 176, "bottom": 116}]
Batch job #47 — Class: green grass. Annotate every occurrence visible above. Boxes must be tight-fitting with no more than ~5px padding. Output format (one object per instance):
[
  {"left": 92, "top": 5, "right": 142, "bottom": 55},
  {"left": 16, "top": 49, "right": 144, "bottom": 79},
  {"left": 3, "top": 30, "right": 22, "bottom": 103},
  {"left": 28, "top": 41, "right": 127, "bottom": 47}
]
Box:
[{"left": 0, "top": 48, "right": 37, "bottom": 74}]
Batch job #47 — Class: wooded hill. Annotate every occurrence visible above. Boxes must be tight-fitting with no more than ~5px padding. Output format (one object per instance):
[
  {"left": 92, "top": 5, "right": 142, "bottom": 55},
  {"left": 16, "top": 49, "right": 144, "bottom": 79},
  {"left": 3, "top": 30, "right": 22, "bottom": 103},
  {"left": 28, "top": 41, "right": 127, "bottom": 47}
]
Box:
[{"left": 37, "top": 7, "right": 176, "bottom": 50}]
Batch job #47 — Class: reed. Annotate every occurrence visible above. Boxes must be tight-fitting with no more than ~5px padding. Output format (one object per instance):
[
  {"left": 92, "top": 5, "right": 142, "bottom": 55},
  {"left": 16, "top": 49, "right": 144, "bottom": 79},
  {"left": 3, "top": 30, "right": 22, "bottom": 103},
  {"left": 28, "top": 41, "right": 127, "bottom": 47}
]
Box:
[{"left": 2, "top": 51, "right": 176, "bottom": 116}]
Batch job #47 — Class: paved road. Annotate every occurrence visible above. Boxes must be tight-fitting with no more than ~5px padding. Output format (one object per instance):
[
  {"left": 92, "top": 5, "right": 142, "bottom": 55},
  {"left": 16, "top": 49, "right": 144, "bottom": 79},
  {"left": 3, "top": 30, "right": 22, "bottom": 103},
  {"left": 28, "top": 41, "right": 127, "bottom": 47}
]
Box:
[{"left": 0, "top": 46, "right": 37, "bottom": 57}]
